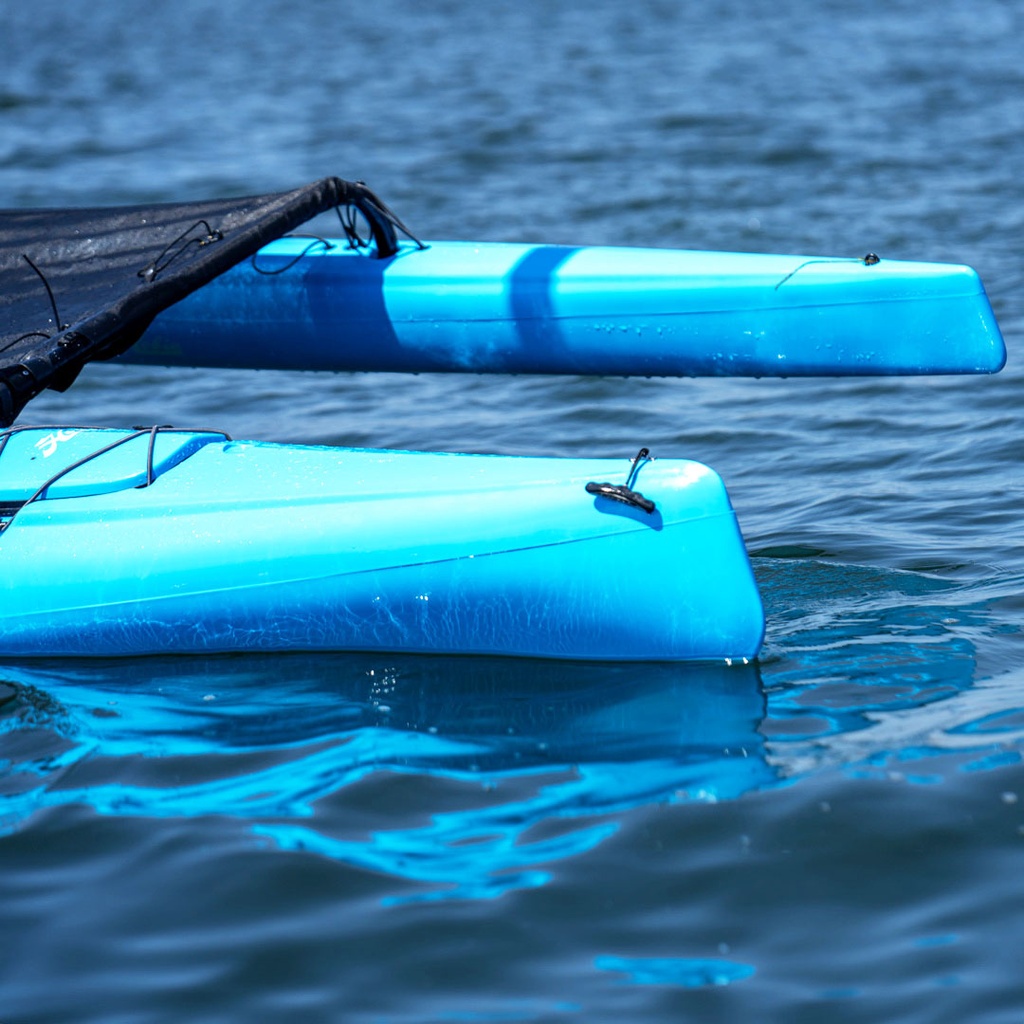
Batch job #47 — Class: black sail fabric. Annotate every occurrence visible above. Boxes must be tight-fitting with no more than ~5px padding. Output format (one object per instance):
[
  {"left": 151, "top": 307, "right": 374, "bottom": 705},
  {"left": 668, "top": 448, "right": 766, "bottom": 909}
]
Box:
[{"left": 0, "top": 177, "right": 399, "bottom": 426}]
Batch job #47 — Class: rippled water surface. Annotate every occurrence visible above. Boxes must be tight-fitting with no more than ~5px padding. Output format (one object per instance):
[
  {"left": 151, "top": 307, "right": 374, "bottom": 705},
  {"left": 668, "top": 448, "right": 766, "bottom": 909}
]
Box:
[{"left": 2, "top": 1, "right": 1023, "bottom": 1021}]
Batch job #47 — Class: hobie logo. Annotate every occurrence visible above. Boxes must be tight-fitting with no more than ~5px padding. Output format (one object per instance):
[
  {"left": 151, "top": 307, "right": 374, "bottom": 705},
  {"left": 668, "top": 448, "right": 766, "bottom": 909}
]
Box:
[{"left": 35, "top": 429, "right": 80, "bottom": 458}]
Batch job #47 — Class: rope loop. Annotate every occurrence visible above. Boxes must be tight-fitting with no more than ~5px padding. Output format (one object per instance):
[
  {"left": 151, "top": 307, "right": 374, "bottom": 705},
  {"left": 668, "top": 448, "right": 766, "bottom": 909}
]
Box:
[{"left": 138, "top": 219, "right": 224, "bottom": 283}]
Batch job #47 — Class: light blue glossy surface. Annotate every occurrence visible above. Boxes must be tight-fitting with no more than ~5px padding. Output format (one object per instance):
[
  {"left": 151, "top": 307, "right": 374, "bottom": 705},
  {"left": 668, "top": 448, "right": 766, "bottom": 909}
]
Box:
[
  {"left": 0, "top": 427, "right": 763, "bottom": 660},
  {"left": 127, "top": 239, "right": 1006, "bottom": 376}
]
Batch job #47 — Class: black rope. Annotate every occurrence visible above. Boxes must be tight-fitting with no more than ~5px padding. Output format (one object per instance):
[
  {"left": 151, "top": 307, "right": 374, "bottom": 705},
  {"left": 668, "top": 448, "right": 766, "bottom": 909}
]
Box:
[
  {"left": 138, "top": 219, "right": 224, "bottom": 283},
  {"left": 21, "top": 254, "right": 66, "bottom": 331},
  {"left": 143, "top": 424, "right": 175, "bottom": 487},
  {"left": 625, "top": 447, "right": 650, "bottom": 490},
  {"left": 774, "top": 254, "right": 882, "bottom": 291},
  {"left": 339, "top": 184, "right": 427, "bottom": 255},
  {"left": 251, "top": 237, "right": 336, "bottom": 275},
  {"left": 0, "top": 425, "right": 232, "bottom": 533},
  {"left": 243, "top": 196, "right": 428, "bottom": 278},
  {"left": 0, "top": 330, "right": 52, "bottom": 356},
  {"left": 0, "top": 255, "right": 67, "bottom": 355},
  {"left": 337, "top": 203, "right": 368, "bottom": 249},
  {"left": 19, "top": 428, "right": 152, "bottom": 512},
  {"left": 358, "top": 187, "right": 425, "bottom": 249}
]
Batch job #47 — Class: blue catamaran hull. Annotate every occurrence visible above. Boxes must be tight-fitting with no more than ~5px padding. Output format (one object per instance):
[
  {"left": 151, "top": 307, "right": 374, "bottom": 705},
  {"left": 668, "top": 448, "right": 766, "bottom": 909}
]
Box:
[
  {"left": 125, "top": 239, "right": 1006, "bottom": 377},
  {"left": 0, "top": 426, "right": 764, "bottom": 661}
]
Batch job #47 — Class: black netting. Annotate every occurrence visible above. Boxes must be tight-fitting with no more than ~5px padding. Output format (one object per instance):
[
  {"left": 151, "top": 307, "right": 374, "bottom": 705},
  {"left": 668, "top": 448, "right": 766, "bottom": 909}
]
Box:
[{"left": 0, "top": 177, "right": 400, "bottom": 425}]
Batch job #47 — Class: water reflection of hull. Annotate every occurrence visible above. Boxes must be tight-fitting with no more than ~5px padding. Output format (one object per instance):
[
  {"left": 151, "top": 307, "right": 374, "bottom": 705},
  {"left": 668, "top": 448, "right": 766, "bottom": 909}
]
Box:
[{"left": 0, "top": 654, "right": 772, "bottom": 900}]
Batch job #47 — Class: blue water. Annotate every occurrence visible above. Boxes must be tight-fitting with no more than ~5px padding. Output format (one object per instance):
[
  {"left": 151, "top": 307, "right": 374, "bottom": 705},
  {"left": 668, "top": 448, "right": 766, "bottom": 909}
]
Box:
[{"left": 2, "top": 0, "right": 1023, "bottom": 1020}]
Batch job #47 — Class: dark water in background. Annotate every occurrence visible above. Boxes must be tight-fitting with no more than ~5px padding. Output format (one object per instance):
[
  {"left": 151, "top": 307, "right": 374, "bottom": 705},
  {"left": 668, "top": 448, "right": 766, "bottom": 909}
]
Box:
[{"left": 2, "top": 0, "right": 1023, "bottom": 1020}]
